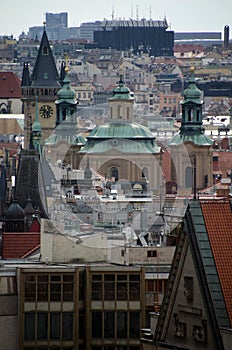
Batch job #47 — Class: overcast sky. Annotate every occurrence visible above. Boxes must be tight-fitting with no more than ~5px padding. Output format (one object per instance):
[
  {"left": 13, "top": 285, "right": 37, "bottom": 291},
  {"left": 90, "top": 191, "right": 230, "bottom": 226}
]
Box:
[{"left": 1, "top": 0, "right": 232, "bottom": 38}]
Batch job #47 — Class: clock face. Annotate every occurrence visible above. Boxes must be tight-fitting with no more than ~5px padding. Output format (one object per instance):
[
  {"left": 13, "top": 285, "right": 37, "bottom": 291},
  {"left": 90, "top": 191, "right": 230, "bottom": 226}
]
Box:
[{"left": 39, "top": 104, "right": 53, "bottom": 118}]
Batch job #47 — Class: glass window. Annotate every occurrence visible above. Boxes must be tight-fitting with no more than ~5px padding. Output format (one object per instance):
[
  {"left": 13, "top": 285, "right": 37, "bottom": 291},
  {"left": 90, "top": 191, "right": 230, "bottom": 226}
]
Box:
[
  {"left": 50, "top": 281, "right": 61, "bottom": 301},
  {"left": 129, "top": 281, "right": 140, "bottom": 301},
  {"left": 129, "top": 275, "right": 140, "bottom": 281},
  {"left": 117, "top": 282, "right": 127, "bottom": 300},
  {"left": 24, "top": 313, "right": 35, "bottom": 340},
  {"left": 50, "top": 312, "right": 60, "bottom": 340},
  {"left": 62, "top": 313, "right": 73, "bottom": 340},
  {"left": 130, "top": 311, "right": 140, "bottom": 338},
  {"left": 147, "top": 280, "right": 154, "bottom": 292},
  {"left": 92, "top": 282, "right": 102, "bottom": 300},
  {"left": 104, "top": 281, "right": 115, "bottom": 300},
  {"left": 25, "top": 281, "right": 36, "bottom": 301},
  {"left": 117, "top": 311, "right": 127, "bottom": 338},
  {"left": 104, "top": 311, "right": 115, "bottom": 338},
  {"left": 37, "top": 312, "right": 48, "bottom": 340},
  {"left": 92, "top": 311, "right": 102, "bottom": 338},
  {"left": 92, "top": 274, "right": 102, "bottom": 281}
]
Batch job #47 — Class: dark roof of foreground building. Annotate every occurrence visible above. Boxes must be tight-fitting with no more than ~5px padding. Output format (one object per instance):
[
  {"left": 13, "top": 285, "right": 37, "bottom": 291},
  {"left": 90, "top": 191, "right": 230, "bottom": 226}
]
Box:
[{"left": 154, "top": 200, "right": 232, "bottom": 349}]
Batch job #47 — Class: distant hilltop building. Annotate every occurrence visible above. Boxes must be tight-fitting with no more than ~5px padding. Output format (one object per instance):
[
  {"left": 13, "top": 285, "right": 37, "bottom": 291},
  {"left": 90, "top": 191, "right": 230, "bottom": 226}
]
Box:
[
  {"left": 174, "top": 32, "right": 222, "bottom": 46},
  {"left": 94, "top": 19, "right": 174, "bottom": 57}
]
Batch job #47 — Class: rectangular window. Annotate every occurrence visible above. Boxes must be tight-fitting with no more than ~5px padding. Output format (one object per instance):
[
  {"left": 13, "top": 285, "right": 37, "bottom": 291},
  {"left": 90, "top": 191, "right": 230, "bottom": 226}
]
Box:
[
  {"left": 25, "top": 276, "right": 36, "bottom": 301},
  {"left": 130, "top": 311, "right": 140, "bottom": 338},
  {"left": 147, "top": 250, "right": 157, "bottom": 257},
  {"left": 37, "top": 312, "right": 48, "bottom": 340},
  {"left": 50, "top": 274, "right": 63, "bottom": 301},
  {"left": 44, "top": 72, "right": 48, "bottom": 79},
  {"left": 24, "top": 313, "right": 35, "bottom": 340},
  {"left": 63, "top": 277, "right": 74, "bottom": 302},
  {"left": 117, "top": 311, "right": 127, "bottom": 338},
  {"left": 147, "top": 280, "right": 154, "bottom": 292},
  {"left": 129, "top": 281, "right": 140, "bottom": 300},
  {"left": 50, "top": 312, "right": 60, "bottom": 340},
  {"left": 104, "top": 274, "right": 115, "bottom": 300},
  {"left": 117, "top": 282, "right": 127, "bottom": 300},
  {"left": 37, "top": 275, "right": 48, "bottom": 301},
  {"left": 92, "top": 281, "right": 102, "bottom": 300},
  {"left": 62, "top": 313, "right": 73, "bottom": 340},
  {"left": 184, "top": 276, "right": 194, "bottom": 300},
  {"left": 92, "top": 311, "right": 102, "bottom": 338},
  {"left": 104, "top": 311, "right": 115, "bottom": 338}
]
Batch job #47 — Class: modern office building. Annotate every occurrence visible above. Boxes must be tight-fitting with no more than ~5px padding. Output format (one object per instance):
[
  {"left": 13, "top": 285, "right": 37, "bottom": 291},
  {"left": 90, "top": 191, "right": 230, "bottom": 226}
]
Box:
[
  {"left": 94, "top": 19, "right": 174, "bottom": 57},
  {"left": 46, "top": 12, "right": 68, "bottom": 28}
]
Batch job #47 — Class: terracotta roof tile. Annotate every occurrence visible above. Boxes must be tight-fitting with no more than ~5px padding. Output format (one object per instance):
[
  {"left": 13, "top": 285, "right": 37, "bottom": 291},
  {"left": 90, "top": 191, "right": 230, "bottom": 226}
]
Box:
[
  {"left": 2, "top": 232, "right": 40, "bottom": 259},
  {"left": 201, "top": 201, "right": 232, "bottom": 326},
  {"left": 0, "top": 72, "right": 21, "bottom": 98}
]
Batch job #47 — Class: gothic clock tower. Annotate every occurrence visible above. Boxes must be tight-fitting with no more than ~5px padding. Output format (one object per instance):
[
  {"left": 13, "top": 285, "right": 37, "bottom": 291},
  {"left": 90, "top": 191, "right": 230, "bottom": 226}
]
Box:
[{"left": 21, "top": 25, "right": 60, "bottom": 148}]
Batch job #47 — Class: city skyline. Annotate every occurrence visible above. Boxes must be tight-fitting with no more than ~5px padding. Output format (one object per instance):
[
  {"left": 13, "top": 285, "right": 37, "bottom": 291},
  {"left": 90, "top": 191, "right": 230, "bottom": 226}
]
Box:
[{"left": 1, "top": 0, "right": 232, "bottom": 38}]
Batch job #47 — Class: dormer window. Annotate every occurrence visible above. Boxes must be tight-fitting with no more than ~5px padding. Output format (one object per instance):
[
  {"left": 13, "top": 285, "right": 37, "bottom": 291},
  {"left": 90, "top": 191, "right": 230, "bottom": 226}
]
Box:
[{"left": 43, "top": 46, "right": 48, "bottom": 55}]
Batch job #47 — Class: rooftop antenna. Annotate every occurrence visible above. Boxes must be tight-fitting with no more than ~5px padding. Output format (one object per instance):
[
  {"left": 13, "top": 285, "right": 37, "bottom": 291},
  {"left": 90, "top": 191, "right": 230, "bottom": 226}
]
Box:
[
  {"left": 131, "top": 4, "right": 134, "bottom": 19},
  {"left": 111, "top": 4, "right": 115, "bottom": 20},
  {"left": 149, "top": 5, "right": 152, "bottom": 20},
  {"left": 136, "top": 5, "right": 139, "bottom": 21}
]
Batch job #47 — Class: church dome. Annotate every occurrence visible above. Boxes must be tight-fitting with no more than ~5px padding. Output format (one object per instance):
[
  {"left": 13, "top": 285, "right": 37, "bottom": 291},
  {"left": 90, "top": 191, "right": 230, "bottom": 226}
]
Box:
[
  {"left": 88, "top": 121, "right": 155, "bottom": 139},
  {"left": 5, "top": 200, "right": 25, "bottom": 220}
]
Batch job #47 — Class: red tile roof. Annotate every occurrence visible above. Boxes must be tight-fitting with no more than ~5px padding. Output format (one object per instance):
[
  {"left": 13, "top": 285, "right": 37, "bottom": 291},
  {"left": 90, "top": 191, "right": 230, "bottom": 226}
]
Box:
[
  {"left": 2, "top": 232, "right": 40, "bottom": 259},
  {"left": 201, "top": 201, "right": 232, "bottom": 326},
  {"left": 0, "top": 72, "right": 21, "bottom": 98}
]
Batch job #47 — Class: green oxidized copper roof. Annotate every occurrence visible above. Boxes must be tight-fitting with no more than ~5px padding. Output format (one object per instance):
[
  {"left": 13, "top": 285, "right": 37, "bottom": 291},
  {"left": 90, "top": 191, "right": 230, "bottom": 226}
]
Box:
[
  {"left": 45, "top": 133, "right": 86, "bottom": 146},
  {"left": 87, "top": 121, "right": 155, "bottom": 139},
  {"left": 168, "top": 133, "right": 213, "bottom": 146},
  {"left": 79, "top": 121, "right": 160, "bottom": 154},
  {"left": 56, "top": 68, "right": 77, "bottom": 104},
  {"left": 108, "top": 75, "right": 134, "bottom": 101},
  {"left": 80, "top": 138, "right": 160, "bottom": 154},
  {"left": 181, "top": 68, "right": 202, "bottom": 105}
]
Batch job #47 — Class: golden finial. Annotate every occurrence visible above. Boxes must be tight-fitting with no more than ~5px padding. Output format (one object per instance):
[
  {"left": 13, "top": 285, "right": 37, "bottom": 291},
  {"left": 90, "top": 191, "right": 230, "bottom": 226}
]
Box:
[
  {"left": 190, "top": 66, "right": 195, "bottom": 74},
  {"left": 65, "top": 54, "right": 70, "bottom": 73}
]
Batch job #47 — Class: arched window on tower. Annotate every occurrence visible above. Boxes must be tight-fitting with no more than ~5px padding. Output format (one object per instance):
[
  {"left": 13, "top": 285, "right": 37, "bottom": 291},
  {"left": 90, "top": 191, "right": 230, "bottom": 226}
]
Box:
[
  {"left": 185, "top": 166, "right": 192, "bottom": 188},
  {"left": 117, "top": 105, "right": 122, "bottom": 119},
  {"left": 43, "top": 46, "right": 48, "bottom": 55},
  {"left": 142, "top": 167, "right": 148, "bottom": 179},
  {"left": 127, "top": 106, "right": 130, "bottom": 119},
  {"left": 111, "top": 167, "right": 119, "bottom": 182},
  {"left": 188, "top": 108, "right": 193, "bottom": 121}
]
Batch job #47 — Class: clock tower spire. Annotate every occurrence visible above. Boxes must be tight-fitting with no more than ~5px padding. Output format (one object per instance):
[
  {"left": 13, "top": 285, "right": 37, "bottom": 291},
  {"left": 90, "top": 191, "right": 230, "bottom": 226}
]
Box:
[{"left": 21, "top": 25, "right": 60, "bottom": 148}]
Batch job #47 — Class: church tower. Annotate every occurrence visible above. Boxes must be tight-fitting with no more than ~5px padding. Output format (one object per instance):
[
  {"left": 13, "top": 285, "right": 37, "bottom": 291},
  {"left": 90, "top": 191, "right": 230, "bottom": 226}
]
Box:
[
  {"left": 21, "top": 24, "right": 60, "bottom": 148},
  {"left": 169, "top": 67, "right": 213, "bottom": 192},
  {"left": 108, "top": 74, "right": 134, "bottom": 121}
]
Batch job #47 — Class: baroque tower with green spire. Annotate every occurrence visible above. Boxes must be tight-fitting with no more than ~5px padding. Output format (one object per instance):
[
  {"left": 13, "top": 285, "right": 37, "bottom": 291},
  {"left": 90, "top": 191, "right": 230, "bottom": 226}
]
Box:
[{"left": 169, "top": 67, "right": 213, "bottom": 192}]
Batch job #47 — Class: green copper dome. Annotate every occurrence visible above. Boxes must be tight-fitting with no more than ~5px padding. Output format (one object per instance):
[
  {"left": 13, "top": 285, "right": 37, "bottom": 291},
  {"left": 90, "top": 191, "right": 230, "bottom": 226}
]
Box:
[
  {"left": 87, "top": 121, "right": 155, "bottom": 139},
  {"left": 79, "top": 121, "right": 160, "bottom": 154}
]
